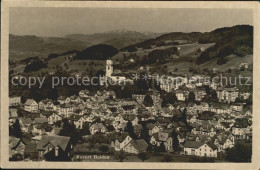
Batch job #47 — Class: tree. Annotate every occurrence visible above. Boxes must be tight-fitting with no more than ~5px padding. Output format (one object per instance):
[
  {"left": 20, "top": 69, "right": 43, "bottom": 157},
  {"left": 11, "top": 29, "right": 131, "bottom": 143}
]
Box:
[
  {"left": 225, "top": 142, "right": 252, "bottom": 162},
  {"left": 138, "top": 152, "right": 149, "bottom": 162},
  {"left": 81, "top": 122, "right": 90, "bottom": 136},
  {"left": 163, "top": 92, "right": 177, "bottom": 105},
  {"left": 188, "top": 92, "right": 195, "bottom": 102},
  {"left": 158, "top": 142, "right": 166, "bottom": 153},
  {"left": 182, "top": 108, "right": 187, "bottom": 124},
  {"left": 171, "top": 130, "right": 179, "bottom": 150},
  {"left": 59, "top": 119, "right": 82, "bottom": 144},
  {"left": 143, "top": 95, "right": 153, "bottom": 107},
  {"left": 125, "top": 121, "right": 137, "bottom": 139},
  {"left": 99, "top": 144, "right": 109, "bottom": 153},
  {"left": 11, "top": 119, "right": 22, "bottom": 138},
  {"left": 161, "top": 98, "right": 167, "bottom": 108},
  {"left": 140, "top": 123, "right": 150, "bottom": 143},
  {"left": 115, "top": 150, "right": 127, "bottom": 162}
]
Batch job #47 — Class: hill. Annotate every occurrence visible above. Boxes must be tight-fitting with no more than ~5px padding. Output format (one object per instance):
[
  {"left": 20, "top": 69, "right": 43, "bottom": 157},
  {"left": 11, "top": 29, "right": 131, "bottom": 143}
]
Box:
[
  {"left": 9, "top": 34, "right": 90, "bottom": 62},
  {"left": 196, "top": 25, "right": 253, "bottom": 65},
  {"left": 120, "top": 32, "right": 202, "bottom": 52},
  {"left": 74, "top": 44, "right": 118, "bottom": 60}
]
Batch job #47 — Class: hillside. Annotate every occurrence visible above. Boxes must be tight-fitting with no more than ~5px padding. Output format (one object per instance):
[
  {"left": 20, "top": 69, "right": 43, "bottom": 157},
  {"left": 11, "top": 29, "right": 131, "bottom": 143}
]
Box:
[
  {"left": 9, "top": 34, "right": 90, "bottom": 61},
  {"left": 196, "top": 25, "right": 253, "bottom": 65},
  {"left": 74, "top": 44, "right": 118, "bottom": 60},
  {"left": 120, "top": 32, "right": 203, "bottom": 52}
]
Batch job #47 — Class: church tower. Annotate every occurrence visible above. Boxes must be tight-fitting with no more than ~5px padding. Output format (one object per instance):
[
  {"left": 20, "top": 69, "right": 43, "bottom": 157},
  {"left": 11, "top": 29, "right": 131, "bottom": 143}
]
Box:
[{"left": 106, "top": 59, "right": 113, "bottom": 77}]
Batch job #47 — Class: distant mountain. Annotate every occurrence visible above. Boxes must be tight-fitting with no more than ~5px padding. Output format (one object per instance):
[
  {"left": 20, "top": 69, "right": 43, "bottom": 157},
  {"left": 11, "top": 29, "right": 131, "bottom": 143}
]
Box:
[
  {"left": 9, "top": 34, "right": 90, "bottom": 61},
  {"left": 65, "top": 30, "right": 156, "bottom": 49},
  {"left": 74, "top": 44, "right": 118, "bottom": 60}
]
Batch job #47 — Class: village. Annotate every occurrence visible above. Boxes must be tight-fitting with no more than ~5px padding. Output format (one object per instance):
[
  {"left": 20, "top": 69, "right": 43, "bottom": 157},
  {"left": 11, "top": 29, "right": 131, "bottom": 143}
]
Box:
[{"left": 9, "top": 59, "right": 252, "bottom": 162}]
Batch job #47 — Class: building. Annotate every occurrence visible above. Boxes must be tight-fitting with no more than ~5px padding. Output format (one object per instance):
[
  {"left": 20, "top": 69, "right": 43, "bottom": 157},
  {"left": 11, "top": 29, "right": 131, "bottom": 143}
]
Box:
[
  {"left": 36, "top": 135, "right": 72, "bottom": 161},
  {"left": 24, "top": 99, "right": 38, "bottom": 113},
  {"left": 150, "top": 132, "right": 173, "bottom": 151},
  {"left": 217, "top": 87, "right": 239, "bottom": 103},
  {"left": 9, "top": 96, "right": 21, "bottom": 106},
  {"left": 90, "top": 123, "right": 108, "bottom": 135},
  {"left": 106, "top": 60, "right": 113, "bottom": 77},
  {"left": 183, "top": 141, "right": 217, "bottom": 158},
  {"left": 102, "top": 59, "right": 126, "bottom": 85},
  {"left": 124, "top": 139, "right": 148, "bottom": 154},
  {"left": 239, "top": 63, "right": 249, "bottom": 69}
]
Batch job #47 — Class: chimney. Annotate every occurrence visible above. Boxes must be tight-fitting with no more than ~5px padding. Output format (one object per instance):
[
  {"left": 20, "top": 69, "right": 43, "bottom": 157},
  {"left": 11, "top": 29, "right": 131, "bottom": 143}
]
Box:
[{"left": 55, "top": 147, "right": 58, "bottom": 157}]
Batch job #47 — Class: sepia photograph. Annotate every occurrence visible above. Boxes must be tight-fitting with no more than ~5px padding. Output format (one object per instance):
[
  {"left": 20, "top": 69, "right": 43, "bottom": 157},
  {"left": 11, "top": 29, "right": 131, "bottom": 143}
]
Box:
[{"left": 1, "top": 1, "right": 260, "bottom": 169}]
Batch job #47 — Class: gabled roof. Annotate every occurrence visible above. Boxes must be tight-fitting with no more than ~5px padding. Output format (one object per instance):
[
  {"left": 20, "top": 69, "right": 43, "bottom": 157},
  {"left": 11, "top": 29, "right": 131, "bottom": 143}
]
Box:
[
  {"left": 36, "top": 135, "right": 70, "bottom": 151},
  {"left": 116, "top": 133, "right": 130, "bottom": 143},
  {"left": 57, "top": 96, "right": 66, "bottom": 100},
  {"left": 90, "top": 123, "right": 108, "bottom": 131},
  {"left": 152, "top": 132, "right": 169, "bottom": 142},
  {"left": 19, "top": 117, "right": 34, "bottom": 124},
  {"left": 183, "top": 141, "right": 204, "bottom": 149},
  {"left": 43, "top": 146, "right": 71, "bottom": 161},
  {"left": 24, "top": 99, "right": 37, "bottom": 106},
  {"left": 34, "top": 118, "right": 48, "bottom": 124},
  {"left": 129, "top": 139, "right": 148, "bottom": 152}
]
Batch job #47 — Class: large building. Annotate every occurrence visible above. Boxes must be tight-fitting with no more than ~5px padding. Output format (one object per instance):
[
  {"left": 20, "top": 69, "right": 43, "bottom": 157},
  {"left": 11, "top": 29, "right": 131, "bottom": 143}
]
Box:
[{"left": 183, "top": 141, "right": 218, "bottom": 158}]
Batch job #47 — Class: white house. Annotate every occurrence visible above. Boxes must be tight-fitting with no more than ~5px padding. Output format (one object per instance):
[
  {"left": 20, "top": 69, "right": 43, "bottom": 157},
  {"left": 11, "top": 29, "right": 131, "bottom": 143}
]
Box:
[
  {"left": 183, "top": 141, "right": 218, "bottom": 158},
  {"left": 24, "top": 99, "right": 38, "bottom": 112}
]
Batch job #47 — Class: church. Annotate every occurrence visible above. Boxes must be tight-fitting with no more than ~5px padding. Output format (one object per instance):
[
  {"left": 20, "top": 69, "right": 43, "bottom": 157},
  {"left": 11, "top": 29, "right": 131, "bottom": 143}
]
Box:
[{"left": 100, "top": 59, "right": 126, "bottom": 85}]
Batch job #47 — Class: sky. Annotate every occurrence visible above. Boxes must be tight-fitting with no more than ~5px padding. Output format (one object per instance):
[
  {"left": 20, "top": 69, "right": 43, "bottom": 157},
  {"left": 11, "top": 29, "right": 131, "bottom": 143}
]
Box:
[{"left": 9, "top": 7, "right": 253, "bottom": 37}]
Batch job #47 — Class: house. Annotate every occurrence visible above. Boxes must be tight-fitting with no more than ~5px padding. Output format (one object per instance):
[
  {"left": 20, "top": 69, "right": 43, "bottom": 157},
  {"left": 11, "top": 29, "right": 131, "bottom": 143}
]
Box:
[
  {"left": 217, "top": 87, "right": 239, "bottom": 103},
  {"left": 176, "top": 90, "right": 186, "bottom": 101},
  {"left": 239, "top": 62, "right": 249, "bottom": 69},
  {"left": 19, "top": 117, "right": 34, "bottom": 133},
  {"left": 183, "top": 141, "right": 217, "bottom": 158},
  {"left": 9, "top": 137, "right": 26, "bottom": 159},
  {"left": 147, "top": 124, "right": 163, "bottom": 136},
  {"left": 79, "top": 90, "right": 89, "bottom": 98},
  {"left": 89, "top": 123, "right": 108, "bottom": 135},
  {"left": 57, "top": 96, "right": 67, "bottom": 104},
  {"left": 58, "top": 103, "right": 74, "bottom": 117},
  {"left": 231, "top": 104, "right": 243, "bottom": 112},
  {"left": 124, "top": 139, "right": 148, "bottom": 154},
  {"left": 132, "top": 94, "right": 146, "bottom": 103},
  {"left": 68, "top": 115, "right": 86, "bottom": 129},
  {"left": 24, "top": 99, "right": 38, "bottom": 113},
  {"left": 9, "top": 108, "right": 18, "bottom": 124},
  {"left": 32, "top": 123, "right": 52, "bottom": 136},
  {"left": 150, "top": 132, "right": 173, "bottom": 151},
  {"left": 36, "top": 135, "right": 72, "bottom": 161},
  {"left": 212, "top": 134, "right": 235, "bottom": 152},
  {"left": 70, "top": 95, "right": 82, "bottom": 103},
  {"left": 122, "top": 114, "right": 139, "bottom": 126},
  {"left": 39, "top": 99, "right": 54, "bottom": 111},
  {"left": 47, "top": 112, "right": 62, "bottom": 124},
  {"left": 111, "top": 133, "right": 132, "bottom": 151},
  {"left": 9, "top": 96, "right": 21, "bottom": 106}
]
